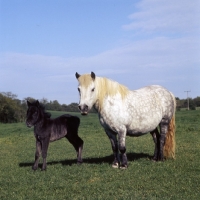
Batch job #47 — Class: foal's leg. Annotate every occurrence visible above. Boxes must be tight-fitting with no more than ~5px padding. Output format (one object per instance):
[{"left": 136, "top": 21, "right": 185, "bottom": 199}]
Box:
[
  {"left": 41, "top": 137, "right": 50, "bottom": 171},
  {"left": 150, "top": 128, "right": 160, "bottom": 161},
  {"left": 76, "top": 138, "right": 84, "bottom": 164},
  {"left": 159, "top": 118, "right": 169, "bottom": 161},
  {"left": 66, "top": 135, "right": 84, "bottom": 164},
  {"left": 32, "top": 138, "right": 41, "bottom": 170},
  {"left": 105, "top": 130, "right": 120, "bottom": 168},
  {"left": 74, "top": 137, "right": 84, "bottom": 164}
]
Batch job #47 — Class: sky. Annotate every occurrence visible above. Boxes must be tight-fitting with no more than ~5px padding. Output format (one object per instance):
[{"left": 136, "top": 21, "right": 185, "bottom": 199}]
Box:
[{"left": 0, "top": 0, "right": 200, "bottom": 104}]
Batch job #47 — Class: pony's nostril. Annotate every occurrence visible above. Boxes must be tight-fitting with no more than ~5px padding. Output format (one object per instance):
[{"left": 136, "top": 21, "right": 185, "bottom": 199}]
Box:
[
  {"left": 78, "top": 104, "right": 88, "bottom": 113},
  {"left": 83, "top": 105, "right": 88, "bottom": 112},
  {"left": 85, "top": 105, "right": 88, "bottom": 110}
]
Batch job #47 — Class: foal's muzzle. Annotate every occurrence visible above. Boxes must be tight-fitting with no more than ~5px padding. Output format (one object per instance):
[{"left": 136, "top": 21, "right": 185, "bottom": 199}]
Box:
[
  {"left": 78, "top": 104, "right": 89, "bottom": 115},
  {"left": 26, "top": 120, "right": 33, "bottom": 128}
]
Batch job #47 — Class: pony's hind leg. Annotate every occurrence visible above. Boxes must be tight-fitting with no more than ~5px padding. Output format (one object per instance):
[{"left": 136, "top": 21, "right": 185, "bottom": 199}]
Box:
[
  {"left": 105, "top": 130, "right": 120, "bottom": 168},
  {"left": 159, "top": 118, "right": 170, "bottom": 161},
  {"left": 33, "top": 138, "right": 41, "bottom": 170},
  {"left": 150, "top": 128, "right": 160, "bottom": 161}
]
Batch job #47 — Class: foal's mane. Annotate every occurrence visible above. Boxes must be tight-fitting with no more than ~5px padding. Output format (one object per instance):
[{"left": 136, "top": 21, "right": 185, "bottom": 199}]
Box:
[
  {"left": 31, "top": 100, "right": 45, "bottom": 112},
  {"left": 30, "top": 100, "right": 51, "bottom": 118}
]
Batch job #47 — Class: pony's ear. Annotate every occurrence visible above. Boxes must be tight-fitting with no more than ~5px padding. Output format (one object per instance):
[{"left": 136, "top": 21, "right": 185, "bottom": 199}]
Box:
[
  {"left": 75, "top": 72, "right": 80, "bottom": 79},
  {"left": 36, "top": 100, "right": 40, "bottom": 107},
  {"left": 27, "top": 100, "right": 31, "bottom": 107},
  {"left": 91, "top": 72, "right": 95, "bottom": 80}
]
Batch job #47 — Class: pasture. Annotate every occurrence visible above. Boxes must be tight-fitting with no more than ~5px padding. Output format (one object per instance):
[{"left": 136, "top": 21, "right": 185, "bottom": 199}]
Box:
[{"left": 0, "top": 110, "right": 200, "bottom": 199}]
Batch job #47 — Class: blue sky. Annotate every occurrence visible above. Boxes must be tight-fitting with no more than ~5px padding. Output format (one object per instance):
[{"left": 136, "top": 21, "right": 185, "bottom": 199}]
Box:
[{"left": 0, "top": 0, "right": 200, "bottom": 104}]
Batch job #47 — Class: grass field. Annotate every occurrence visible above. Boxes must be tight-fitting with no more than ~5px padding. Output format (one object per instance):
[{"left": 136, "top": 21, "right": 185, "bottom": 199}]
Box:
[{"left": 0, "top": 110, "right": 200, "bottom": 199}]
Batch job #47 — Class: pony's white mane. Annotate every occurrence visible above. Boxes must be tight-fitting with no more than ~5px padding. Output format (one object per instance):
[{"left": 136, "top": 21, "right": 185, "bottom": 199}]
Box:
[
  {"left": 77, "top": 74, "right": 129, "bottom": 111},
  {"left": 95, "top": 77, "right": 129, "bottom": 110}
]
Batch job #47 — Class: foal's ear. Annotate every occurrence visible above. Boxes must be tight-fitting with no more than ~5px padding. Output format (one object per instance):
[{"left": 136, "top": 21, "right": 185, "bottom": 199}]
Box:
[
  {"left": 75, "top": 72, "right": 80, "bottom": 79},
  {"left": 36, "top": 100, "right": 40, "bottom": 107},
  {"left": 27, "top": 100, "right": 31, "bottom": 107},
  {"left": 91, "top": 71, "right": 95, "bottom": 80}
]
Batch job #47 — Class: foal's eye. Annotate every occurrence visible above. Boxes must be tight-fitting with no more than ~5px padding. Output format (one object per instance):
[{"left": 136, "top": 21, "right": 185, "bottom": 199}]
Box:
[
  {"left": 78, "top": 88, "right": 80, "bottom": 92},
  {"left": 91, "top": 88, "right": 95, "bottom": 92}
]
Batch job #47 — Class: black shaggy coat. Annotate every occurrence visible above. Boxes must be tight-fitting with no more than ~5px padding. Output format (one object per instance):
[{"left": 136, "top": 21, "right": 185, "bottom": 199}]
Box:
[{"left": 26, "top": 100, "right": 83, "bottom": 171}]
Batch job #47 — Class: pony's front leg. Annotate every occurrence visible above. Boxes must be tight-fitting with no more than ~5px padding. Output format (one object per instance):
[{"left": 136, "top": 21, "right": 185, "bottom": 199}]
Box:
[
  {"left": 105, "top": 130, "right": 120, "bottom": 168},
  {"left": 118, "top": 130, "right": 128, "bottom": 169},
  {"left": 41, "top": 137, "right": 50, "bottom": 171},
  {"left": 32, "top": 138, "right": 41, "bottom": 170}
]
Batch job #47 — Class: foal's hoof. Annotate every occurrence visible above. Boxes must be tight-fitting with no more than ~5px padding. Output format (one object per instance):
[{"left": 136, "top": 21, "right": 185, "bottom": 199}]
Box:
[
  {"left": 120, "top": 164, "right": 128, "bottom": 169},
  {"left": 77, "top": 161, "right": 83, "bottom": 165},
  {"left": 112, "top": 162, "right": 119, "bottom": 169}
]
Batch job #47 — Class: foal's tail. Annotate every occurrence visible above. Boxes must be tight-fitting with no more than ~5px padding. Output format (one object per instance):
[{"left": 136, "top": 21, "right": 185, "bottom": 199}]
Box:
[{"left": 164, "top": 94, "right": 176, "bottom": 159}]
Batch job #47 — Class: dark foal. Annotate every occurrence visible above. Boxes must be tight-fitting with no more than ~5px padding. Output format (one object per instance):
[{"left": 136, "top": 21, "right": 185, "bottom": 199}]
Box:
[{"left": 26, "top": 100, "right": 84, "bottom": 171}]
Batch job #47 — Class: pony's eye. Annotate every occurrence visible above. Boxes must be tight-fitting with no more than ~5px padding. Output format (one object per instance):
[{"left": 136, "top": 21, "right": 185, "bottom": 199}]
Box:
[
  {"left": 78, "top": 88, "right": 80, "bottom": 92},
  {"left": 91, "top": 88, "right": 95, "bottom": 92}
]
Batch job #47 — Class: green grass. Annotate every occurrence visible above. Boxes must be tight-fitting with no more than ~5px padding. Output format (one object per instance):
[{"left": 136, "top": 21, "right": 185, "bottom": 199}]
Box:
[{"left": 0, "top": 110, "right": 200, "bottom": 199}]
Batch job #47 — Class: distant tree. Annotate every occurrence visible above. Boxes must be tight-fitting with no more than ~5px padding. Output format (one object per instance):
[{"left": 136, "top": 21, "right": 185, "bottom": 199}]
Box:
[
  {"left": 2, "top": 92, "right": 17, "bottom": 99},
  {"left": 67, "top": 103, "right": 79, "bottom": 112},
  {"left": 0, "top": 92, "right": 26, "bottom": 123},
  {"left": 61, "top": 104, "right": 68, "bottom": 111},
  {"left": 40, "top": 98, "right": 49, "bottom": 105},
  {"left": 24, "top": 97, "right": 36, "bottom": 103},
  {"left": 52, "top": 100, "right": 61, "bottom": 111},
  {"left": 189, "top": 98, "right": 196, "bottom": 110},
  {"left": 193, "top": 97, "right": 200, "bottom": 107}
]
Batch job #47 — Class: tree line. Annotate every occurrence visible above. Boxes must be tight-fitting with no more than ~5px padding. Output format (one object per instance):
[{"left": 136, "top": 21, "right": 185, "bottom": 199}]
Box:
[
  {"left": 176, "top": 97, "right": 200, "bottom": 110},
  {"left": 0, "top": 92, "right": 200, "bottom": 123},
  {"left": 0, "top": 92, "right": 82, "bottom": 123}
]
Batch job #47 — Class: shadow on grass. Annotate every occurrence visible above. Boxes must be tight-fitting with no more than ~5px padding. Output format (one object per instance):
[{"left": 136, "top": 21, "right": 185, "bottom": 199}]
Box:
[{"left": 19, "top": 152, "right": 151, "bottom": 168}]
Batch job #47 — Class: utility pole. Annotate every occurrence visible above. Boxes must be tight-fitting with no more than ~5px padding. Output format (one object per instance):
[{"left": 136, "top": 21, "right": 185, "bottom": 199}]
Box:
[{"left": 184, "top": 91, "right": 191, "bottom": 110}]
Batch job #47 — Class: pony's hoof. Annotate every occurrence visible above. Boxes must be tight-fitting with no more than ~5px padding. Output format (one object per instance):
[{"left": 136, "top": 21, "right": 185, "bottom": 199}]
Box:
[
  {"left": 157, "top": 157, "right": 165, "bottom": 162},
  {"left": 32, "top": 166, "right": 38, "bottom": 171},
  {"left": 120, "top": 165, "right": 128, "bottom": 169},
  {"left": 151, "top": 158, "right": 157, "bottom": 162},
  {"left": 112, "top": 162, "right": 119, "bottom": 169}
]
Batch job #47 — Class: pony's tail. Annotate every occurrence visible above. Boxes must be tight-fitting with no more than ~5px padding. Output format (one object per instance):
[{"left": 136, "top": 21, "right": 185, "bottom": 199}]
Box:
[{"left": 164, "top": 95, "right": 176, "bottom": 159}]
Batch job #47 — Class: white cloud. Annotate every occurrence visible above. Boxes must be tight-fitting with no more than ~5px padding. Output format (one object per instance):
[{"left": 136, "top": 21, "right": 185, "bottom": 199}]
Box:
[
  {"left": 122, "top": 0, "right": 200, "bottom": 34},
  {"left": 0, "top": 0, "right": 200, "bottom": 102},
  {"left": 1, "top": 35, "right": 199, "bottom": 86}
]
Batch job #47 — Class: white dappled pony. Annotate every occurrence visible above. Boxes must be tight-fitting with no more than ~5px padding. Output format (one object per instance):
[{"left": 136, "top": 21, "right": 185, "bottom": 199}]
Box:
[{"left": 75, "top": 72, "right": 176, "bottom": 169}]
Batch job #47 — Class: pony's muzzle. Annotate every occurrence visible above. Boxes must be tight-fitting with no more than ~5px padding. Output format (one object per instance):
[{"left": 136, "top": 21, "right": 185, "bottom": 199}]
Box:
[{"left": 78, "top": 104, "right": 88, "bottom": 115}]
